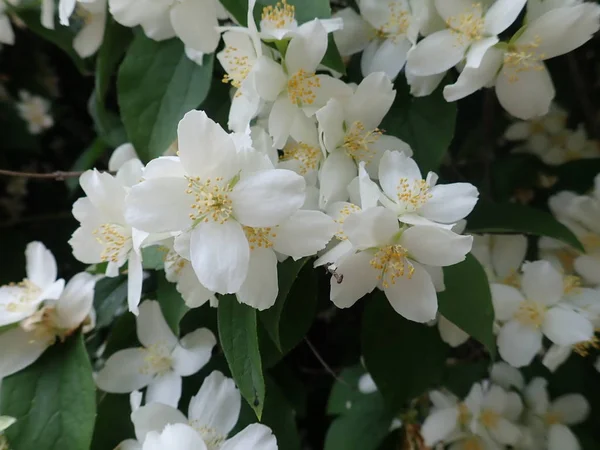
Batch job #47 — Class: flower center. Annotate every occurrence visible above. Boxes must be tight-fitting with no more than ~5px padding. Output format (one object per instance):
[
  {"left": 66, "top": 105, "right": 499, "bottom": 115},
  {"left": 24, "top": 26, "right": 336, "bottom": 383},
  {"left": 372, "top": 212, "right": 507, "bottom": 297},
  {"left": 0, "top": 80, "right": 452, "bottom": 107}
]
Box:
[
  {"left": 281, "top": 141, "right": 322, "bottom": 175},
  {"left": 503, "top": 38, "right": 546, "bottom": 82},
  {"left": 93, "top": 223, "right": 131, "bottom": 264},
  {"left": 164, "top": 249, "right": 188, "bottom": 279},
  {"left": 221, "top": 50, "right": 251, "bottom": 89},
  {"left": 544, "top": 412, "right": 563, "bottom": 425},
  {"left": 1, "top": 279, "right": 42, "bottom": 313},
  {"left": 189, "top": 421, "right": 226, "bottom": 450},
  {"left": 500, "top": 270, "right": 521, "bottom": 288},
  {"left": 573, "top": 335, "right": 600, "bottom": 357},
  {"left": 376, "top": 2, "right": 410, "bottom": 39},
  {"left": 287, "top": 70, "right": 321, "bottom": 107},
  {"left": 342, "top": 121, "right": 381, "bottom": 162},
  {"left": 20, "top": 306, "right": 62, "bottom": 345},
  {"left": 479, "top": 409, "right": 500, "bottom": 428},
  {"left": 370, "top": 245, "right": 414, "bottom": 288},
  {"left": 186, "top": 177, "right": 234, "bottom": 224},
  {"left": 244, "top": 226, "right": 277, "bottom": 250},
  {"left": 446, "top": 3, "right": 484, "bottom": 43},
  {"left": 334, "top": 204, "right": 361, "bottom": 240},
  {"left": 140, "top": 344, "right": 173, "bottom": 376},
  {"left": 514, "top": 300, "right": 546, "bottom": 327},
  {"left": 396, "top": 177, "right": 432, "bottom": 211},
  {"left": 261, "top": 0, "right": 295, "bottom": 30}
]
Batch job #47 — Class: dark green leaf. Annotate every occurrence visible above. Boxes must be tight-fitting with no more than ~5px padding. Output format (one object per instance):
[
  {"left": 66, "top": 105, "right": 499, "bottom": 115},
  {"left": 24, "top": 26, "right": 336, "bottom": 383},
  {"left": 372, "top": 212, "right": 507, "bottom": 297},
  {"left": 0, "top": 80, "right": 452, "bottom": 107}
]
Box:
[
  {"left": 95, "top": 18, "right": 133, "bottom": 102},
  {"left": 466, "top": 200, "right": 584, "bottom": 251},
  {"left": 552, "top": 158, "right": 600, "bottom": 194},
  {"left": 362, "top": 293, "right": 448, "bottom": 412},
  {"left": 382, "top": 78, "right": 456, "bottom": 174},
  {"left": 117, "top": 35, "right": 214, "bottom": 162},
  {"left": 442, "top": 360, "right": 489, "bottom": 398},
  {"left": 157, "top": 274, "right": 188, "bottom": 336},
  {"left": 88, "top": 93, "right": 128, "bottom": 148},
  {"left": 66, "top": 138, "right": 106, "bottom": 193},
  {"left": 93, "top": 275, "right": 128, "bottom": 328},
  {"left": 438, "top": 254, "right": 495, "bottom": 357},
  {"left": 1, "top": 333, "right": 96, "bottom": 450},
  {"left": 90, "top": 394, "right": 134, "bottom": 450},
  {"left": 327, "top": 365, "right": 368, "bottom": 416},
  {"left": 218, "top": 296, "right": 265, "bottom": 418},
  {"left": 103, "top": 313, "right": 138, "bottom": 357}
]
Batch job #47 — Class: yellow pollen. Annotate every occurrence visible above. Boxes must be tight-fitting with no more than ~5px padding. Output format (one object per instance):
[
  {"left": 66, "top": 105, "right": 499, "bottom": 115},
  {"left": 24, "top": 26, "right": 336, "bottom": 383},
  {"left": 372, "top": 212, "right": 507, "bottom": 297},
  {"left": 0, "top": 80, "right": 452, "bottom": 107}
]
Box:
[
  {"left": 563, "top": 275, "right": 582, "bottom": 295},
  {"left": 514, "top": 300, "right": 546, "bottom": 327},
  {"left": 221, "top": 47, "right": 251, "bottom": 89},
  {"left": 396, "top": 177, "right": 432, "bottom": 210},
  {"left": 334, "top": 204, "right": 361, "bottom": 240},
  {"left": 376, "top": 2, "right": 410, "bottom": 40},
  {"left": 479, "top": 409, "right": 500, "bottom": 428},
  {"left": 503, "top": 37, "right": 546, "bottom": 82},
  {"left": 261, "top": 0, "right": 295, "bottom": 30},
  {"left": 244, "top": 226, "right": 277, "bottom": 250},
  {"left": 186, "top": 176, "right": 234, "bottom": 224},
  {"left": 370, "top": 245, "right": 414, "bottom": 288},
  {"left": 446, "top": 3, "right": 484, "bottom": 43},
  {"left": 1, "top": 279, "right": 41, "bottom": 313},
  {"left": 93, "top": 223, "right": 130, "bottom": 263},
  {"left": 342, "top": 121, "right": 382, "bottom": 162},
  {"left": 281, "top": 141, "right": 322, "bottom": 174},
  {"left": 573, "top": 335, "right": 600, "bottom": 357},
  {"left": 140, "top": 344, "right": 173, "bottom": 376},
  {"left": 287, "top": 69, "right": 320, "bottom": 106}
]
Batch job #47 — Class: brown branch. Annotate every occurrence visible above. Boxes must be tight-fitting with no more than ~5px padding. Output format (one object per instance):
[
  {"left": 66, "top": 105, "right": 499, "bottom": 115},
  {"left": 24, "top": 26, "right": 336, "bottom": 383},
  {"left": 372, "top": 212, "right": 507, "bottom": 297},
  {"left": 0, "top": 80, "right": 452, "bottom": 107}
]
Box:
[
  {"left": 567, "top": 53, "right": 599, "bottom": 140},
  {"left": 0, "top": 169, "right": 88, "bottom": 180},
  {"left": 304, "top": 337, "right": 351, "bottom": 387}
]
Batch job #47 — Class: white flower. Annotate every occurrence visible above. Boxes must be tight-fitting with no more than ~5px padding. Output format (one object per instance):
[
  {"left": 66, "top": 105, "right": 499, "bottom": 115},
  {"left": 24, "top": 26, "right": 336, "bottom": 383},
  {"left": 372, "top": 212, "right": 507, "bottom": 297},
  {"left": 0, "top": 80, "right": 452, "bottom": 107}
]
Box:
[
  {"left": 0, "top": 271, "right": 97, "bottom": 378},
  {"left": 16, "top": 91, "right": 53, "bottom": 134},
  {"left": 316, "top": 73, "right": 413, "bottom": 208},
  {"left": 437, "top": 314, "right": 469, "bottom": 347},
  {"left": 492, "top": 261, "right": 595, "bottom": 367},
  {"left": 108, "top": 0, "right": 225, "bottom": 56},
  {"left": 0, "top": 2, "right": 15, "bottom": 45},
  {"left": 443, "top": 2, "right": 600, "bottom": 119},
  {"left": 124, "top": 110, "right": 313, "bottom": 302},
  {"left": 95, "top": 300, "right": 216, "bottom": 407},
  {"left": 69, "top": 161, "right": 148, "bottom": 314},
  {"left": 375, "top": 150, "right": 479, "bottom": 228},
  {"left": 471, "top": 234, "right": 527, "bottom": 284},
  {"left": 0, "top": 242, "right": 64, "bottom": 327},
  {"left": 327, "top": 206, "right": 472, "bottom": 322},
  {"left": 58, "top": 0, "right": 106, "bottom": 57},
  {"left": 406, "top": 0, "right": 527, "bottom": 77},
  {"left": 504, "top": 103, "right": 567, "bottom": 142},
  {"left": 524, "top": 378, "right": 589, "bottom": 450}
]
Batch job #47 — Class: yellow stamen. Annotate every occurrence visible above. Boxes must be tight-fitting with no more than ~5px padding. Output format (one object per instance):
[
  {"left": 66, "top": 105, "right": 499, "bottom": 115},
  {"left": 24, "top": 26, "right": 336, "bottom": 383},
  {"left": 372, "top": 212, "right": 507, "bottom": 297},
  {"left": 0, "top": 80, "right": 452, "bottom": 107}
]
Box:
[
  {"left": 446, "top": 3, "right": 484, "bottom": 44},
  {"left": 370, "top": 245, "right": 414, "bottom": 288},
  {"left": 93, "top": 223, "right": 130, "bottom": 263},
  {"left": 261, "top": 0, "right": 295, "bottom": 30},
  {"left": 221, "top": 47, "right": 251, "bottom": 89},
  {"left": 186, "top": 177, "right": 233, "bottom": 224},
  {"left": 243, "top": 226, "right": 277, "bottom": 250},
  {"left": 287, "top": 69, "right": 320, "bottom": 106},
  {"left": 396, "top": 177, "right": 432, "bottom": 210},
  {"left": 281, "top": 141, "right": 322, "bottom": 174},
  {"left": 514, "top": 300, "right": 546, "bottom": 327},
  {"left": 342, "top": 121, "right": 382, "bottom": 162},
  {"left": 503, "top": 37, "right": 546, "bottom": 83}
]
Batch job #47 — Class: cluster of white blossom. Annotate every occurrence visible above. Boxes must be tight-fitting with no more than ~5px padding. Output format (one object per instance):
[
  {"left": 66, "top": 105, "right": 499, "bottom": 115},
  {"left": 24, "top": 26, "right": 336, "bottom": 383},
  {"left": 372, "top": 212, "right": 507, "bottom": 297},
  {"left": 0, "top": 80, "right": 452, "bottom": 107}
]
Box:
[{"left": 422, "top": 362, "right": 590, "bottom": 450}]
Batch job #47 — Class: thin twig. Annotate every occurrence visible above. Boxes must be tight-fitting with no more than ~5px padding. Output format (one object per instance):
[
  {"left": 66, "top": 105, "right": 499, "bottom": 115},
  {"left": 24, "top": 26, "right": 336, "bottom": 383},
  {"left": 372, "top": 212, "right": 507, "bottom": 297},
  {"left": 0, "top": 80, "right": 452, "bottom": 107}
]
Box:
[
  {"left": 304, "top": 337, "right": 350, "bottom": 387},
  {"left": 0, "top": 169, "right": 87, "bottom": 180},
  {"left": 567, "top": 53, "right": 599, "bottom": 140}
]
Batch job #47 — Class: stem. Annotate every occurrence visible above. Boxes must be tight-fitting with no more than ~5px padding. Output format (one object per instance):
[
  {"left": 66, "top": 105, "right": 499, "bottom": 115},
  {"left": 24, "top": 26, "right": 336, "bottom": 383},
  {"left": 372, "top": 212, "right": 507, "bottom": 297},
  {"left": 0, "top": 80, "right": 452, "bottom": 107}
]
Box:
[
  {"left": 0, "top": 169, "right": 88, "bottom": 180},
  {"left": 304, "top": 337, "right": 351, "bottom": 387}
]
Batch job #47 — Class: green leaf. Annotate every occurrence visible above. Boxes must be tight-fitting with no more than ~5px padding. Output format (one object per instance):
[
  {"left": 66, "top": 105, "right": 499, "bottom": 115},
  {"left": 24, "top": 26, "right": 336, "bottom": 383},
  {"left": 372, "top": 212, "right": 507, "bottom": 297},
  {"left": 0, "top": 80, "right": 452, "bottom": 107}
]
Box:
[
  {"left": 362, "top": 293, "right": 448, "bottom": 412},
  {"left": 259, "top": 258, "right": 308, "bottom": 350},
  {"left": 438, "top": 254, "right": 495, "bottom": 357},
  {"left": 218, "top": 296, "right": 265, "bottom": 418},
  {"left": 327, "top": 365, "right": 369, "bottom": 416},
  {"left": 117, "top": 35, "right": 214, "bottom": 162},
  {"left": 66, "top": 138, "right": 106, "bottom": 193},
  {"left": 466, "top": 200, "right": 584, "bottom": 251},
  {"left": 141, "top": 246, "right": 166, "bottom": 270},
  {"left": 93, "top": 275, "right": 128, "bottom": 328},
  {"left": 90, "top": 394, "right": 134, "bottom": 450},
  {"left": 103, "top": 313, "right": 138, "bottom": 357},
  {"left": 442, "top": 360, "right": 489, "bottom": 398},
  {"left": 157, "top": 274, "right": 188, "bottom": 336},
  {"left": 88, "top": 93, "right": 128, "bottom": 148},
  {"left": 0, "top": 333, "right": 96, "bottom": 450},
  {"left": 95, "top": 18, "right": 133, "bottom": 102},
  {"left": 382, "top": 77, "right": 457, "bottom": 174}
]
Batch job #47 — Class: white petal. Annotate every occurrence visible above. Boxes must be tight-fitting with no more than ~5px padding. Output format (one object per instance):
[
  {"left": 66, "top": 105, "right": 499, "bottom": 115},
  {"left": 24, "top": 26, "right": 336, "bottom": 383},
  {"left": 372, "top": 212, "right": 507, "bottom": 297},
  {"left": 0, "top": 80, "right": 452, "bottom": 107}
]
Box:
[
  {"left": 491, "top": 235, "right": 527, "bottom": 280},
  {"left": 383, "top": 261, "right": 438, "bottom": 322},
  {"left": 316, "top": 98, "right": 345, "bottom": 153},
  {"left": 136, "top": 300, "right": 178, "bottom": 350},
  {"left": 25, "top": 241, "right": 57, "bottom": 288},
  {"left": 548, "top": 424, "right": 580, "bottom": 450},
  {"left": 495, "top": 65, "right": 555, "bottom": 120},
  {"left": 489, "top": 361, "right": 525, "bottom": 390},
  {"left": 73, "top": 12, "right": 105, "bottom": 58},
  {"left": 332, "top": 7, "right": 372, "bottom": 56},
  {"left": 491, "top": 283, "right": 525, "bottom": 321},
  {"left": 574, "top": 255, "right": 600, "bottom": 285},
  {"left": 79, "top": 169, "right": 127, "bottom": 222},
  {"left": 378, "top": 150, "right": 422, "bottom": 201},
  {"left": 125, "top": 177, "right": 192, "bottom": 233},
  {"left": 434, "top": 0, "right": 476, "bottom": 21},
  {"left": 55, "top": 272, "right": 96, "bottom": 330},
  {"left": 131, "top": 403, "right": 186, "bottom": 443},
  {"left": 188, "top": 371, "right": 241, "bottom": 439},
  {"left": 345, "top": 72, "right": 395, "bottom": 130},
  {"left": 0, "top": 327, "right": 48, "bottom": 378},
  {"left": 363, "top": 37, "right": 412, "bottom": 80},
  {"left": 273, "top": 210, "right": 336, "bottom": 258},
  {"left": 59, "top": 0, "right": 76, "bottom": 24},
  {"left": 220, "top": 424, "right": 277, "bottom": 450},
  {"left": 127, "top": 250, "right": 144, "bottom": 315},
  {"left": 497, "top": 320, "right": 542, "bottom": 367},
  {"left": 521, "top": 260, "right": 564, "bottom": 305},
  {"left": 142, "top": 424, "right": 207, "bottom": 450},
  {"left": 343, "top": 206, "right": 399, "bottom": 249},
  {"left": 171, "top": 328, "right": 216, "bottom": 376},
  {"left": 525, "top": 377, "right": 550, "bottom": 415},
  {"left": 146, "top": 371, "right": 182, "bottom": 408},
  {"left": 438, "top": 315, "right": 469, "bottom": 347},
  {"left": 406, "top": 69, "right": 446, "bottom": 97},
  {"left": 421, "top": 407, "right": 459, "bottom": 446},
  {"left": 542, "top": 307, "right": 594, "bottom": 346},
  {"left": 96, "top": 348, "right": 154, "bottom": 393},
  {"left": 550, "top": 394, "right": 589, "bottom": 425},
  {"left": 170, "top": 0, "right": 219, "bottom": 53},
  {"left": 252, "top": 57, "right": 287, "bottom": 102},
  {"left": 231, "top": 169, "right": 305, "bottom": 227},
  {"left": 489, "top": 417, "right": 522, "bottom": 446},
  {"left": 483, "top": 0, "right": 527, "bottom": 35},
  {"left": 109, "top": 143, "right": 138, "bottom": 172},
  {"left": 330, "top": 251, "right": 379, "bottom": 308},
  {"left": 143, "top": 156, "right": 185, "bottom": 179},
  {"left": 542, "top": 345, "right": 572, "bottom": 372},
  {"left": 465, "top": 36, "right": 499, "bottom": 69},
  {"left": 400, "top": 226, "right": 473, "bottom": 267},
  {"left": 190, "top": 220, "right": 250, "bottom": 294},
  {"left": 0, "top": 15, "right": 15, "bottom": 45},
  {"left": 318, "top": 150, "right": 357, "bottom": 209},
  {"left": 285, "top": 19, "right": 328, "bottom": 74},
  {"left": 236, "top": 248, "right": 279, "bottom": 310},
  {"left": 405, "top": 29, "right": 468, "bottom": 76}
]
